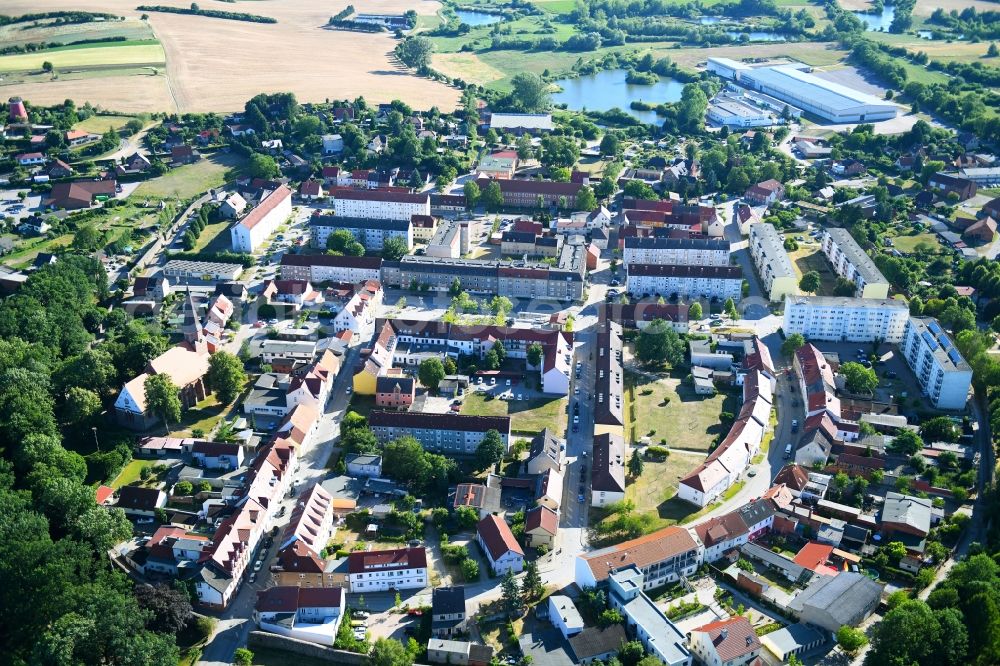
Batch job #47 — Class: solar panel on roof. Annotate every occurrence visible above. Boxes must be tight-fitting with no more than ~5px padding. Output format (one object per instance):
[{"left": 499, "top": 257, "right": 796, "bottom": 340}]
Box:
[
  {"left": 928, "top": 321, "right": 943, "bottom": 336},
  {"left": 939, "top": 336, "right": 952, "bottom": 351},
  {"left": 921, "top": 331, "right": 938, "bottom": 351},
  {"left": 948, "top": 349, "right": 963, "bottom": 365}
]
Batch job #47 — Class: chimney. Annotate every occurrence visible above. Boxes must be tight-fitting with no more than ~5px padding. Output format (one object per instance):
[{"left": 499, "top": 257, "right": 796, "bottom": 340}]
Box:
[{"left": 721, "top": 628, "right": 728, "bottom": 640}]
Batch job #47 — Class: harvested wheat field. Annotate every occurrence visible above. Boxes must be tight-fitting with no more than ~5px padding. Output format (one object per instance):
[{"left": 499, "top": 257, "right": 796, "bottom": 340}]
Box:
[{"left": 1, "top": 0, "right": 459, "bottom": 114}]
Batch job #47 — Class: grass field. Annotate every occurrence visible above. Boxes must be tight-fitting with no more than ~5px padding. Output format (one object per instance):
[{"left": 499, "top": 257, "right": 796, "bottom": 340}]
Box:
[
  {"left": 785, "top": 235, "right": 837, "bottom": 295},
  {"left": 891, "top": 232, "right": 941, "bottom": 253},
  {"left": 628, "top": 370, "right": 739, "bottom": 451},
  {"left": 532, "top": 0, "right": 577, "bottom": 13},
  {"left": 135, "top": 153, "right": 244, "bottom": 200},
  {"left": 73, "top": 113, "right": 140, "bottom": 133},
  {"left": 0, "top": 16, "right": 154, "bottom": 49},
  {"left": 625, "top": 451, "right": 706, "bottom": 523},
  {"left": 461, "top": 392, "right": 567, "bottom": 435},
  {"left": 111, "top": 459, "right": 164, "bottom": 489},
  {"left": 432, "top": 52, "right": 508, "bottom": 86},
  {"left": 191, "top": 219, "right": 233, "bottom": 253},
  {"left": 0, "top": 40, "right": 164, "bottom": 72}
]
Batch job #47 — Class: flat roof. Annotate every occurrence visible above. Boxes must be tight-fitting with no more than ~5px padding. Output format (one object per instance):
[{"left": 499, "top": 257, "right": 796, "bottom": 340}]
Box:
[
  {"left": 907, "top": 317, "right": 971, "bottom": 371},
  {"left": 785, "top": 294, "right": 906, "bottom": 310},
  {"left": 742, "top": 65, "right": 896, "bottom": 115}
]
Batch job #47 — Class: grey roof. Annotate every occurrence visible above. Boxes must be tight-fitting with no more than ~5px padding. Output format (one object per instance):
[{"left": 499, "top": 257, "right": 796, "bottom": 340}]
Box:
[
  {"left": 741, "top": 542, "right": 808, "bottom": 580},
  {"left": 785, "top": 294, "right": 906, "bottom": 310},
  {"left": 825, "top": 228, "right": 889, "bottom": 288},
  {"left": 740, "top": 65, "right": 896, "bottom": 115},
  {"left": 432, "top": 586, "right": 466, "bottom": 615},
  {"left": 789, "top": 572, "right": 882, "bottom": 621},
  {"left": 762, "top": 623, "right": 826, "bottom": 655},
  {"left": 345, "top": 453, "right": 382, "bottom": 467},
  {"left": 615, "top": 590, "right": 690, "bottom": 663},
  {"left": 311, "top": 214, "right": 411, "bottom": 231},
  {"left": 568, "top": 625, "right": 628, "bottom": 661},
  {"left": 623, "top": 236, "right": 730, "bottom": 251},
  {"left": 749, "top": 223, "right": 796, "bottom": 279},
  {"left": 906, "top": 317, "right": 972, "bottom": 372},
  {"left": 548, "top": 595, "right": 583, "bottom": 630},
  {"left": 881, "top": 492, "right": 932, "bottom": 534},
  {"left": 738, "top": 498, "right": 776, "bottom": 527}
]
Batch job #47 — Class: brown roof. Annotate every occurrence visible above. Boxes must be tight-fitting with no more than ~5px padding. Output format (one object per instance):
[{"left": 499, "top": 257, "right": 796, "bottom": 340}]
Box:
[
  {"left": 256, "top": 585, "right": 342, "bottom": 613},
  {"left": 239, "top": 184, "right": 292, "bottom": 230},
  {"left": 773, "top": 464, "right": 810, "bottom": 491},
  {"left": 581, "top": 526, "right": 698, "bottom": 582},
  {"left": 694, "top": 512, "right": 749, "bottom": 547},
  {"left": 116, "top": 485, "right": 163, "bottom": 511},
  {"left": 48, "top": 179, "right": 117, "bottom": 208},
  {"left": 477, "top": 514, "right": 524, "bottom": 560},
  {"left": 525, "top": 505, "right": 559, "bottom": 535},
  {"left": 478, "top": 177, "right": 582, "bottom": 196},
  {"left": 347, "top": 547, "right": 427, "bottom": 574},
  {"left": 369, "top": 410, "right": 510, "bottom": 434},
  {"left": 692, "top": 616, "right": 761, "bottom": 662}
]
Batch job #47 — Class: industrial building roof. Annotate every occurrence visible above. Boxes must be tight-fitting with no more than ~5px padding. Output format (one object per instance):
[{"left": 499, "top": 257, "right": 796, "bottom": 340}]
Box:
[{"left": 741, "top": 65, "right": 896, "bottom": 116}]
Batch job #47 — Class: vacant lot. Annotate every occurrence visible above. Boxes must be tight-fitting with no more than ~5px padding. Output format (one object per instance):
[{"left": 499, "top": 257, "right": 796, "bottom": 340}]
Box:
[
  {"left": 73, "top": 114, "right": 141, "bottom": 133},
  {"left": 135, "top": 153, "right": 244, "bottom": 200},
  {"left": 628, "top": 370, "right": 739, "bottom": 452},
  {"left": 785, "top": 235, "right": 838, "bottom": 296},
  {"left": 461, "top": 392, "right": 567, "bottom": 435},
  {"left": 1, "top": 0, "right": 459, "bottom": 113},
  {"left": 0, "top": 41, "right": 164, "bottom": 72},
  {"left": 625, "top": 450, "right": 706, "bottom": 522}
]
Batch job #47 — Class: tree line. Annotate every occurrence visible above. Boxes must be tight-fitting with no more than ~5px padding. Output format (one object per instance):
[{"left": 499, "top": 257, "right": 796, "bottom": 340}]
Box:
[{"left": 135, "top": 5, "right": 278, "bottom": 24}]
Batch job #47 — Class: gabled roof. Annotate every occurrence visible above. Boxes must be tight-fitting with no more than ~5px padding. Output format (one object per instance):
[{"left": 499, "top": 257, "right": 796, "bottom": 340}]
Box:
[
  {"left": 692, "top": 616, "right": 762, "bottom": 662},
  {"left": 347, "top": 547, "right": 427, "bottom": 574},
  {"left": 592, "top": 433, "right": 626, "bottom": 494},
  {"left": 256, "top": 585, "right": 342, "bottom": 612},
  {"left": 524, "top": 505, "right": 558, "bottom": 536},
  {"left": 694, "top": 512, "right": 749, "bottom": 548},
  {"left": 477, "top": 514, "right": 524, "bottom": 561},
  {"left": 580, "top": 526, "right": 698, "bottom": 582},
  {"left": 432, "top": 586, "right": 466, "bottom": 615}
]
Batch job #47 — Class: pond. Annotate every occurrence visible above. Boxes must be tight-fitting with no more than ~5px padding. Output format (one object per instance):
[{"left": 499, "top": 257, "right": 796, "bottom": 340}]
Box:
[
  {"left": 852, "top": 5, "right": 895, "bottom": 31},
  {"left": 725, "top": 30, "right": 787, "bottom": 42},
  {"left": 551, "top": 69, "right": 685, "bottom": 125},
  {"left": 455, "top": 9, "right": 503, "bottom": 26},
  {"left": 699, "top": 16, "right": 723, "bottom": 24}
]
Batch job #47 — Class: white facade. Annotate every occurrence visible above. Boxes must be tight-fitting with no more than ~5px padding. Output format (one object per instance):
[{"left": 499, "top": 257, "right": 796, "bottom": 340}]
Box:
[
  {"left": 748, "top": 223, "right": 797, "bottom": 302},
  {"left": 627, "top": 265, "right": 742, "bottom": 301},
  {"left": 900, "top": 317, "right": 973, "bottom": 410},
  {"left": 310, "top": 216, "right": 413, "bottom": 251},
  {"left": 280, "top": 255, "right": 382, "bottom": 284},
  {"left": 230, "top": 185, "right": 293, "bottom": 253},
  {"left": 707, "top": 98, "right": 772, "bottom": 128},
  {"left": 333, "top": 191, "right": 430, "bottom": 221},
  {"left": 623, "top": 237, "right": 730, "bottom": 268},
  {"left": 783, "top": 295, "right": 909, "bottom": 343},
  {"left": 821, "top": 228, "right": 890, "bottom": 299},
  {"left": 548, "top": 595, "right": 584, "bottom": 639}
]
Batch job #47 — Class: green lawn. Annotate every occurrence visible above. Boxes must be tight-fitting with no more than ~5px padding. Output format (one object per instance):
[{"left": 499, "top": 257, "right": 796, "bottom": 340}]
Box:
[
  {"left": 0, "top": 40, "right": 163, "bottom": 72},
  {"left": 627, "top": 370, "right": 739, "bottom": 451},
  {"left": 191, "top": 219, "right": 232, "bottom": 253},
  {"left": 173, "top": 394, "right": 239, "bottom": 438},
  {"left": 461, "top": 392, "right": 567, "bottom": 435},
  {"left": 891, "top": 232, "right": 941, "bottom": 253},
  {"left": 135, "top": 153, "right": 245, "bottom": 200},
  {"left": 785, "top": 235, "right": 837, "bottom": 296},
  {"left": 73, "top": 114, "right": 141, "bottom": 134},
  {"left": 625, "top": 451, "right": 705, "bottom": 521},
  {"left": 110, "top": 459, "right": 162, "bottom": 490}
]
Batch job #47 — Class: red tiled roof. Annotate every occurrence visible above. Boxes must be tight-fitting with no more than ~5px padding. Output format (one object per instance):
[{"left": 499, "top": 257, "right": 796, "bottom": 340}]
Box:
[
  {"left": 477, "top": 514, "right": 524, "bottom": 560},
  {"left": 525, "top": 505, "right": 558, "bottom": 535},
  {"left": 240, "top": 184, "right": 292, "bottom": 230},
  {"left": 580, "top": 526, "right": 698, "bottom": 582},
  {"left": 693, "top": 616, "right": 762, "bottom": 662},
  {"left": 347, "top": 547, "right": 427, "bottom": 574},
  {"left": 95, "top": 485, "right": 115, "bottom": 505},
  {"left": 793, "top": 542, "right": 835, "bottom": 572}
]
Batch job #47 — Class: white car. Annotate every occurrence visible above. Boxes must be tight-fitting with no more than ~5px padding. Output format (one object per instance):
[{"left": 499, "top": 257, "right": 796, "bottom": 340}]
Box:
[{"left": 253, "top": 560, "right": 264, "bottom": 571}]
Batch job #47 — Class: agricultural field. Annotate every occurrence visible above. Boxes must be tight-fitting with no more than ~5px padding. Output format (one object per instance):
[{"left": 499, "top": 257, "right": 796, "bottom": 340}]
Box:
[
  {"left": 1, "top": 0, "right": 459, "bottom": 113},
  {"left": 870, "top": 31, "right": 997, "bottom": 66},
  {"left": 134, "top": 153, "right": 245, "bottom": 200},
  {"left": 0, "top": 16, "right": 153, "bottom": 49},
  {"left": 0, "top": 40, "right": 164, "bottom": 73}
]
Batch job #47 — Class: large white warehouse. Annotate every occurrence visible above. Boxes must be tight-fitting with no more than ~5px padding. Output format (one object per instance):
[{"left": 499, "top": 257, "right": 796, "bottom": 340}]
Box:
[{"left": 706, "top": 58, "right": 897, "bottom": 124}]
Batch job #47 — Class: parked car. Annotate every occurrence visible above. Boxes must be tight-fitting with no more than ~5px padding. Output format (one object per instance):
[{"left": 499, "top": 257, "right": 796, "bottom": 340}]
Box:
[{"left": 791, "top": 419, "right": 799, "bottom": 432}]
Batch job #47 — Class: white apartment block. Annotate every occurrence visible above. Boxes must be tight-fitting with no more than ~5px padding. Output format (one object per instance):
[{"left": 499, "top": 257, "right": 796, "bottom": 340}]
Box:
[
  {"left": 230, "top": 185, "right": 293, "bottom": 253},
  {"left": 622, "top": 237, "right": 730, "bottom": 268},
  {"left": 783, "top": 295, "right": 909, "bottom": 343},
  {"left": 822, "top": 228, "right": 890, "bottom": 299},
  {"left": 347, "top": 547, "right": 428, "bottom": 593},
  {"left": 748, "top": 223, "right": 797, "bottom": 302},
  {"left": 310, "top": 215, "right": 413, "bottom": 251},
  {"left": 333, "top": 190, "right": 430, "bottom": 221},
  {"left": 627, "top": 264, "right": 743, "bottom": 301},
  {"left": 900, "top": 317, "right": 973, "bottom": 411},
  {"left": 280, "top": 254, "right": 382, "bottom": 284}
]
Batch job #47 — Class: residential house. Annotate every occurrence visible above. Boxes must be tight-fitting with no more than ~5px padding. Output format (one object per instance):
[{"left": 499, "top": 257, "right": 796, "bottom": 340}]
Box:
[
  {"left": 171, "top": 145, "right": 200, "bottom": 165},
  {"left": 607, "top": 567, "right": 693, "bottom": 666},
  {"left": 524, "top": 505, "right": 558, "bottom": 549},
  {"left": 453, "top": 476, "right": 502, "bottom": 519},
  {"left": 116, "top": 486, "right": 167, "bottom": 516},
  {"left": 929, "top": 172, "right": 977, "bottom": 201},
  {"left": 345, "top": 453, "right": 382, "bottom": 478},
  {"left": 346, "top": 547, "right": 428, "bottom": 592},
  {"left": 575, "top": 526, "right": 703, "bottom": 590},
  {"left": 744, "top": 179, "right": 785, "bottom": 206},
  {"left": 548, "top": 595, "right": 584, "bottom": 639},
  {"left": 687, "top": 616, "right": 762, "bottom": 666},
  {"left": 432, "top": 587, "right": 468, "bottom": 638},
  {"left": 525, "top": 428, "right": 565, "bottom": 475},
  {"left": 694, "top": 512, "right": 750, "bottom": 563},
  {"left": 375, "top": 375, "right": 415, "bottom": 410},
  {"left": 47, "top": 159, "right": 74, "bottom": 178},
  {"left": 880, "top": 492, "right": 932, "bottom": 539},
  {"left": 591, "top": 433, "right": 626, "bottom": 508},
  {"left": 190, "top": 441, "right": 244, "bottom": 470},
  {"left": 299, "top": 179, "right": 324, "bottom": 200},
  {"left": 47, "top": 179, "right": 118, "bottom": 210},
  {"left": 569, "top": 625, "right": 630, "bottom": 665},
  {"left": 254, "top": 586, "right": 345, "bottom": 646},
  {"left": 426, "top": 640, "right": 494, "bottom": 666},
  {"left": 219, "top": 192, "right": 248, "bottom": 219},
  {"left": 476, "top": 514, "right": 524, "bottom": 575}
]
